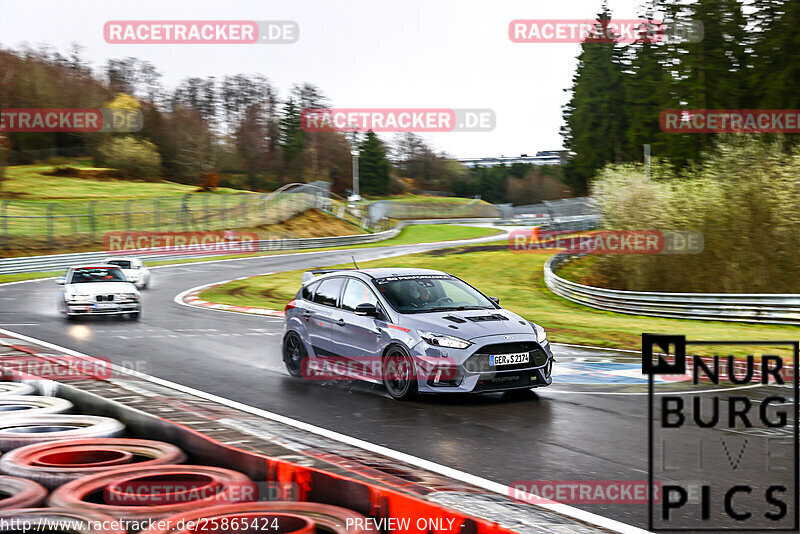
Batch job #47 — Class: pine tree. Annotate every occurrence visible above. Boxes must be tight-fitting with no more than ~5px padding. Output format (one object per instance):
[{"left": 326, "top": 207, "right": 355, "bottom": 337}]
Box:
[
  {"left": 562, "top": 3, "right": 628, "bottom": 194},
  {"left": 278, "top": 98, "right": 305, "bottom": 164},
  {"left": 358, "top": 131, "right": 390, "bottom": 195},
  {"left": 623, "top": 6, "right": 670, "bottom": 162}
]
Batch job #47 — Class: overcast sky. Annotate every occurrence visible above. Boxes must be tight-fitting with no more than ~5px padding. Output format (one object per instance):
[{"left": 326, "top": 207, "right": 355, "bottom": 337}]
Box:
[{"left": 0, "top": 0, "right": 647, "bottom": 158}]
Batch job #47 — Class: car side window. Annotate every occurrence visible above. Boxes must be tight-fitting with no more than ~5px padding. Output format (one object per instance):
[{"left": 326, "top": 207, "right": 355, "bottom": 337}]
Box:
[
  {"left": 312, "top": 278, "right": 344, "bottom": 307},
  {"left": 341, "top": 278, "right": 379, "bottom": 312},
  {"left": 302, "top": 281, "right": 317, "bottom": 301}
]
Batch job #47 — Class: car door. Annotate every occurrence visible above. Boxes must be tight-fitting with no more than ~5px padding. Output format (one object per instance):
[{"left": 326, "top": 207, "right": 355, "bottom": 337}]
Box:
[
  {"left": 305, "top": 277, "right": 344, "bottom": 357},
  {"left": 330, "top": 277, "right": 382, "bottom": 377}
]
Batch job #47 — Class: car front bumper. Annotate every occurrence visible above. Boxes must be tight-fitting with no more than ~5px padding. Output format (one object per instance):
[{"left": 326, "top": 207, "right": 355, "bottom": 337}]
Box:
[
  {"left": 65, "top": 301, "right": 140, "bottom": 316},
  {"left": 409, "top": 334, "right": 554, "bottom": 394}
]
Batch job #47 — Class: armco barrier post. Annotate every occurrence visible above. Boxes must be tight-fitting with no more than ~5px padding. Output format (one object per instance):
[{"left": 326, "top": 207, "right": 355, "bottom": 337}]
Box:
[
  {"left": 88, "top": 201, "right": 97, "bottom": 242},
  {"left": 0, "top": 199, "right": 8, "bottom": 249},
  {"left": 221, "top": 195, "right": 227, "bottom": 228},
  {"left": 47, "top": 204, "right": 54, "bottom": 247},
  {"left": 124, "top": 199, "right": 132, "bottom": 232}
]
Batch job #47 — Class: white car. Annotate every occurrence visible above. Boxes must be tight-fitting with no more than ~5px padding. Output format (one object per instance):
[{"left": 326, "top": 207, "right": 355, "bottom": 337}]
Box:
[
  {"left": 102, "top": 257, "right": 151, "bottom": 289},
  {"left": 57, "top": 265, "right": 141, "bottom": 320}
]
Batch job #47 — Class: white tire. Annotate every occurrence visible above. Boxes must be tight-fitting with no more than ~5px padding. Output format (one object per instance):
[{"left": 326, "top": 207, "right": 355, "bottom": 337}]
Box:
[
  {"left": 0, "top": 396, "right": 73, "bottom": 417},
  {"left": 0, "top": 415, "right": 125, "bottom": 451},
  {"left": 0, "top": 383, "right": 35, "bottom": 397}
]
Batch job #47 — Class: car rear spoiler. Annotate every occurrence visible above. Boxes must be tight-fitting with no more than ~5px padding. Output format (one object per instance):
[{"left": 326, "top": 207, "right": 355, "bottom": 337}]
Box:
[{"left": 301, "top": 269, "right": 355, "bottom": 284}]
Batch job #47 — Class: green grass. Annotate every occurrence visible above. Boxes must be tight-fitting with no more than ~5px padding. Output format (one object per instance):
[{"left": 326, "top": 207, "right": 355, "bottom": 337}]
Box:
[
  {"left": 0, "top": 225, "right": 502, "bottom": 285},
  {"left": 0, "top": 271, "right": 63, "bottom": 284},
  {"left": 199, "top": 244, "right": 800, "bottom": 357},
  {"left": 2, "top": 163, "right": 244, "bottom": 202},
  {"left": 0, "top": 163, "right": 325, "bottom": 242}
]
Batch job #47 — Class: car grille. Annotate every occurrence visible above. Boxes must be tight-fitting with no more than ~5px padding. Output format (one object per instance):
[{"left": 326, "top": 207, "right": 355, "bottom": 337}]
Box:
[
  {"left": 464, "top": 341, "right": 548, "bottom": 372},
  {"left": 96, "top": 295, "right": 115, "bottom": 302}
]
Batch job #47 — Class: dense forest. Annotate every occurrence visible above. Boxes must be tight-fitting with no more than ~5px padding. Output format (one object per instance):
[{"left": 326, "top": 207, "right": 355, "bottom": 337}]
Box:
[
  {"left": 0, "top": 46, "right": 566, "bottom": 204},
  {"left": 562, "top": 0, "right": 800, "bottom": 194}
]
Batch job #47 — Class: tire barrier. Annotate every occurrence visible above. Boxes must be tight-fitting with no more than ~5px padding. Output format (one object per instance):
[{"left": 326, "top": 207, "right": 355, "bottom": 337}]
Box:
[
  {"left": 0, "top": 415, "right": 125, "bottom": 451},
  {"left": 0, "top": 508, "right": 128, "bottom": 534},
  {"left": 0, "top": 476, "right": 48, "bottom": 510},
  {"left": 0, "top": 377, "right": 515, "bottom": 533},
  {"left": 0, "top": 439, "right": 186, "bottom": 489},
  {"left": 0, "top": 383, "right": 35, "bottom": 397},
  {"left": 137, "top": 502, "right": 380, "bottom": 534},
  {"left": 0, "top": 396, "right": 73, "bottom": 416},
  {"left": 48, "top": 465, "right": 257, "bottom": 522}
]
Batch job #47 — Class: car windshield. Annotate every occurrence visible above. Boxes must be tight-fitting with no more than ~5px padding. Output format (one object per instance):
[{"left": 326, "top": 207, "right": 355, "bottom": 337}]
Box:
[
  {"left": 374, "top": 274, "right": 495, "bottom": 314},
  {"left": 106, "top": 260, "right": 132, "bottom": 269},
  {"left": 70, "top": 267, "right": 127, "bottom": 284}
]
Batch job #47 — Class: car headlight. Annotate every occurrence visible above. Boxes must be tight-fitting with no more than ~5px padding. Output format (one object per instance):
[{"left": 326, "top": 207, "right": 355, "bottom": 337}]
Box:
[
  {"left": 118, "top": 293, "right": 138, "bottom": 300},
  {"left": 417, "top": 331, "right": 472, "bottom": 349},
  {"left": 532, "top": 323, "right": 547, "bottom": 344},
  {"left": 68, "top": 294, "right": 92, "bottom": 303}
]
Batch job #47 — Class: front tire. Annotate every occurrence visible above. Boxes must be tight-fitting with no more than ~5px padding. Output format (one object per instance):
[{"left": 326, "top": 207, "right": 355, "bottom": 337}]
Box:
[
  {"left": 283, "top": 331, "right": 308, "bottom": 377},
  {"left": 129, "top": 311, "right": 141, "bottom": 321},
  {"left": 383, "top": 346, "right": 418, "bottom": 401}
]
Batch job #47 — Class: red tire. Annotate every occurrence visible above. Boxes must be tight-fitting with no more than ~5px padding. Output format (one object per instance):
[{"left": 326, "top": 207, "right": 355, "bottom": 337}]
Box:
[
  {"left": 0, "top": 415, "right": 125, "bottom": 451},
  {"left": 48, "top": 465, "right": 256, "bottom": 522},
  {"left": 0, "top": 475, "right": 48, "bottom": 510},
  {"left": 0, "top": 439, "right": 186, "bottom": 489},
  {"left": 138, "top": 502, "right": 380, "bottom": 534},
  {"left": 0, "top": 508, "right": 127, "bottom": 534}
]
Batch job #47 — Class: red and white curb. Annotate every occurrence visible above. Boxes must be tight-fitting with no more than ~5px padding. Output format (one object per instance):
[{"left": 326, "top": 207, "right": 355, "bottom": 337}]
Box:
[{"left": 176, "top": 275, "right": 285, "bottom": 318}]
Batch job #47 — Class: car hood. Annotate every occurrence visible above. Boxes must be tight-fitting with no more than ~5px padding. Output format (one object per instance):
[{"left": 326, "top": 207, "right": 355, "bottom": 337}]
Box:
[
  {"left": 399, "top": 309, "right": 536, "bottom": 340},
  {"left": 65, "top": 282, "right": 137, "bottom": 295}
]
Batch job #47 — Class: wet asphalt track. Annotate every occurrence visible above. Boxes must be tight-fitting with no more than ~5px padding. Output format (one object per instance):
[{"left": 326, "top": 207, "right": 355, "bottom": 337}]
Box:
[{"left": 1, "top": 232, "right": 795, "bottom": 531}]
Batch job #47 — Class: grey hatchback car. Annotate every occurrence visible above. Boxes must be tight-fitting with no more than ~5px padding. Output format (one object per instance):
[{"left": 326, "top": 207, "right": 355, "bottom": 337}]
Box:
[{"left": 282, "top": 268, "right": 553, "bottom": 400}]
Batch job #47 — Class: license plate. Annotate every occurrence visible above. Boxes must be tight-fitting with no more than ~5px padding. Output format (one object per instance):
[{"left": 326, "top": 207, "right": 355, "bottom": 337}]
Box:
[
  {"left": 490, "top": 352, "right": 529, "bottom": 366},
  {"left": 94, "top": 303, "right": 117, "bottom": 310}
]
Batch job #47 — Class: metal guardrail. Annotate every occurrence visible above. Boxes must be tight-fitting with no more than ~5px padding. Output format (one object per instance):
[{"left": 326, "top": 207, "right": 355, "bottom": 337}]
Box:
[
  {"left": 0, "top": 218, "right": 503, "bottom": 276},
  {"left": 544, "top": 253, "right": 800, "bottom": 325}
]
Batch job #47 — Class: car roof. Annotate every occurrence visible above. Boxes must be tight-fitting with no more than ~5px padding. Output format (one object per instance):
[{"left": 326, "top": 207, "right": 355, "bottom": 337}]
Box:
[
  {"left": 103, "top": 257, "right": 141, "bottom": 262},
  {"left": 308, "top": 267, "right": 449, "bottom": 284},
  {"left": 70, "top": 264, "right": 121, "bottom": 270},
  {"left": 355, "top": 267, "right": 448, "bottom": 278}
]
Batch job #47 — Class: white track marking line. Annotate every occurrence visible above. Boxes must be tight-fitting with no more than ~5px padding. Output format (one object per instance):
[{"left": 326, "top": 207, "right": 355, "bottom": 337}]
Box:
[
  {"left": 544, "top": 384, "right": 763, "bottom": 395},
  {"left": 0, "top": 327, "right": 651, "bottom": 534}
]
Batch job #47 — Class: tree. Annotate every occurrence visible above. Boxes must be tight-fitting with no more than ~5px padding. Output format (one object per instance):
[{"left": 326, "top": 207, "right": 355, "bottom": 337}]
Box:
[
  {"left": 278, "top": 98, "right": 305, "bottom": 165},
  {"left": 562, "top": 3, "right": 628, "bottom": 194},
  {"left": 623, "top": 5, "right": 671, "bottom": 162},
  {"left": 358, "top": 131, "right": 390, "bottom": 195}
]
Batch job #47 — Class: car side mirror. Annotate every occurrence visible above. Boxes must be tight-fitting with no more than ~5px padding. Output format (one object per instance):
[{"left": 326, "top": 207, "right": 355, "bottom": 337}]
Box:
[
  {"left": 489, "top": 296, "right": 500, "bottom": 305},
  {"left": 355, "top": 303, "right": 378, "bottom": 317},
  {"left": 56, "top": 277, "right": 66, "bottom": 285}
]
